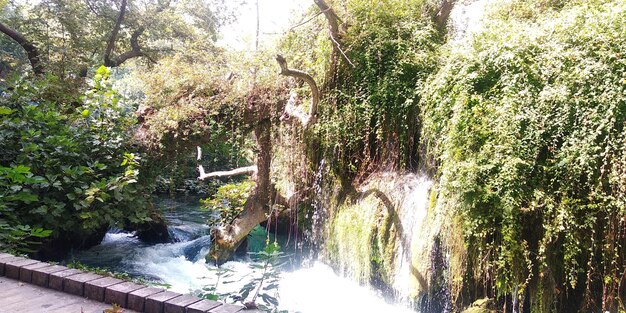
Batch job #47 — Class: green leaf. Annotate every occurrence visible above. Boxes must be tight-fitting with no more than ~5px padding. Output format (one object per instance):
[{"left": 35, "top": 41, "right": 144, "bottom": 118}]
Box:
[
  {"left": 204, "top": 294, "right": 219, "bottom": 301},
  {"left": 30, "top": 228, "right": 52, "bottom": 238},
  {"left": 9, "top": 192, "right": 39, "bottom": 203},
  {"left": 0, "top": 106, "right": 13, "bottom": 115}
]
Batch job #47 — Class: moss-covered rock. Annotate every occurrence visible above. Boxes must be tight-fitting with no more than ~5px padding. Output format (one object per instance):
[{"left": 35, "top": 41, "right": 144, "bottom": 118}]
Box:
[{"left": 461, "top": 298, "right": 497, "bottom": 313}]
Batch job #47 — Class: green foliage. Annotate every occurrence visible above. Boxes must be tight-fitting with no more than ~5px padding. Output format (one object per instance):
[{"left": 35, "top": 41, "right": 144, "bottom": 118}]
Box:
[
  {"left": 0, "top": 0, "right": 238, "bottom": 76},
  {"left": 0, "top": 220, "right": 51, "bottom": 254},
  {"left": 135, "top": 50, "right": 266, "bottom": 196},
  {"left": 326, "top": 198, "right": 377, "bottom": 283},
  {"left": 198, "top": 265, "right": 235, "bottom": 301},
  {"left": 0, "top": 71, "right": 151, "bottom": 248},
  {"left": 311, "top": 0, "right": 440, "bottom": 177},
  {"left": 422, "top": 0, "right": 626, "bottom": 310},
  {"left": 202, "top": 180, "right": 255, "bottom": 226}
]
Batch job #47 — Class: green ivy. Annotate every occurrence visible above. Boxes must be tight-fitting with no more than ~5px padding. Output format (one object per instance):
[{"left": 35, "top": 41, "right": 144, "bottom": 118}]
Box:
[{"left": 422, "top": 1, "right": 626, "bottom": 310}]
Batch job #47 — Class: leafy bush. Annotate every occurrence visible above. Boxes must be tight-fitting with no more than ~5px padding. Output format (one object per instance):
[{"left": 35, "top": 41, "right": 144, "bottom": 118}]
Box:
[{"left": 0, "top": 68, "right": 152, "bottom": 251}]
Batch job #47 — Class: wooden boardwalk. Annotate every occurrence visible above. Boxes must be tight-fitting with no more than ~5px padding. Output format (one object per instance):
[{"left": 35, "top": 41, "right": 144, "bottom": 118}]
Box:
[
  {"left": 0, "top": 253, "right": 252, "bottom": 313},
  {"left": 0, "top": 276, "right": 138, "bottom": 313}
]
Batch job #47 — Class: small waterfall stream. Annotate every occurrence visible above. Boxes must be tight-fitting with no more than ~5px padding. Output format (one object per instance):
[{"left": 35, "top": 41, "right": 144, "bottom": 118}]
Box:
[
  {"left": 66, "top": 196, "right": 414, "bottom": 312},
  {"left": 392, "top": 175, "right": 432, "bottom": 304}
]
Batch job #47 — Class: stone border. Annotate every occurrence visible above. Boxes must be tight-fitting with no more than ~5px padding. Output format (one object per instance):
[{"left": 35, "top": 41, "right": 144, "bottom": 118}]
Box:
[{"left": 0, "top": 253, "right": 259, "bottom": 313}]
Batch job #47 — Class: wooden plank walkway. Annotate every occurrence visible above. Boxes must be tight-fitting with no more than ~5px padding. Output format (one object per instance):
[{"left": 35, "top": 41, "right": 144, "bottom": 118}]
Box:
[
  {"left": 0, "top": 253, "right": 254, "bottom": 313},
  {"left": 0, "top": 276, "right": 137, "bottom": 313}
]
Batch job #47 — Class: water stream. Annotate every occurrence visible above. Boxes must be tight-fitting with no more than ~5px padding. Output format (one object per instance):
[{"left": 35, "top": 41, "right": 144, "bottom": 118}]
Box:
[{"left": 66, "top": 196, "right": 415, "bottom": 313}]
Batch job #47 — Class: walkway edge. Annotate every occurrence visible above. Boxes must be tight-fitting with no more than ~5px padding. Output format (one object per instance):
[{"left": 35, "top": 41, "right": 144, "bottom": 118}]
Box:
[{"left": 0, "top": 253, "right": 260, "bottom": 313}]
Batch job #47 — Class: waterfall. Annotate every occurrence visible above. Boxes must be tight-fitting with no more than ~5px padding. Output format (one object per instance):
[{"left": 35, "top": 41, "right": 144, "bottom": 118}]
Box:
[{"left": 392, "top": 175, "right": 432, "bottom": 304}]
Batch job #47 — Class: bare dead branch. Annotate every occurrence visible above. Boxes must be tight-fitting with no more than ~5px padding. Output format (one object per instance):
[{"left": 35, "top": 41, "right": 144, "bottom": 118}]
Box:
[
  {"left": 275, "top": 54, "right": 320, "bottom": 127},
  {"left": 328, "top": 28, "right": 354, "bottom": 67},
  {"left": 0, "top": 21, "right": 44, "bottom": 74},
  {"left": 198, "top": 165, "right": 258, "bottom": 180},
  {"left": 288, "top": 9, "right": 326, "bottom": 31}
]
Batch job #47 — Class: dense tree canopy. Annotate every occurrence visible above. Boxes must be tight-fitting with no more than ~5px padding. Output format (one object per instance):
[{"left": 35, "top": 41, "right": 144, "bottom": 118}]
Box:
[{"left": 0, "top": 0, "right": 236, "bottom": 76}]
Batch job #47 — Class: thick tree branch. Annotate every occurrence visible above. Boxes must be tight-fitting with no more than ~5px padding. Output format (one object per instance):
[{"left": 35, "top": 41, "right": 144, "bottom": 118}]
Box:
[
  {"left": 275, "top": 54, "right": 320, "bottom": 127},
  {"left": 313, "top": 0, "right": 339, "bottom": 37},
  {"left": 104, "top": 0, "right": 127, "bottom": 67},
  {"left": 0, "top": 21, "right": 44, "bottom": 74},
  {"left": 313, "top": 0, "right": 353, "bottom": 67},
  {"left": 198, "top": 166, "right": 258, "bottom": 180},
  {"left": 435, "top": 0, "right": 455, "bottom": 30},
  {"left": 104, "top": 0, "right": 165, "bottom": 67},
  {"left": 107, "top": 27, "right": 146, "bottom": 67}
]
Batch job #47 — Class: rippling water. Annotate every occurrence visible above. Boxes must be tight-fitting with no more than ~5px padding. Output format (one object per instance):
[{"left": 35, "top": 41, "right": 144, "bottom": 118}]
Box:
[{"left": 65, "top": 196, "right": 416, "bottom": 313}]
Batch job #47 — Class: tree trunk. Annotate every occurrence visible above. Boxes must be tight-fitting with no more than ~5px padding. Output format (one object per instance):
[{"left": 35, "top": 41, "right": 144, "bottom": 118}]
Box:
[{"left": 208, "top": 120, "right": 272, "bottom": 264}]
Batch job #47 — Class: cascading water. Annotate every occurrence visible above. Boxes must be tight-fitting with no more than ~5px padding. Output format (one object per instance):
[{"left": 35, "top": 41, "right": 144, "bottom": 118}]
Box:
[
  {"left": 322, "top": 171, "right": 439, "bottom": 310},
  {"left": 391, "top": 175, "right": 432, "bottom": 304},
  {"left": 66, "top": 196, "right": 415, "bottom": 312}
]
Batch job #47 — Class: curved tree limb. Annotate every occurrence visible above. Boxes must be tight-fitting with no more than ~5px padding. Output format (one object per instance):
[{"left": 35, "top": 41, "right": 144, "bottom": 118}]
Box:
[
  {"left": 104, "top": 0, "right": 168, "bottom": 67},
  {"left": 0, "top": 21, "right": 44, "bottom": 74},
  {"left": 275, "top": 54, "right": 320, "bottom": 127},
  {"left": 106, "top": 27, "right": 146, "bottom": 67},
  {"left": 357, "top": 188, "right": 429, "bottom": 292}
]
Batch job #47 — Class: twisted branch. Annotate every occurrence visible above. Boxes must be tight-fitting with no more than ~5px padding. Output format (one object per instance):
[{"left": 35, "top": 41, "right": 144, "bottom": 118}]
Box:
[{"left": 0, "top": 22, "right": 44, "bottom": 74}]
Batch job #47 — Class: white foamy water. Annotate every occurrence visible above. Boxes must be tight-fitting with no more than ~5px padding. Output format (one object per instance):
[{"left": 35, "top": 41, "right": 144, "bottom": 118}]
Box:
[
  {"left": 125, "top": 244, "right": 415, "bottom": 312},
  {"left": 279, "top": 262, "right": 416, "bottom": 313},
  {"left": 101, "top": 231, "right": 137, "bottom": 244}
]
